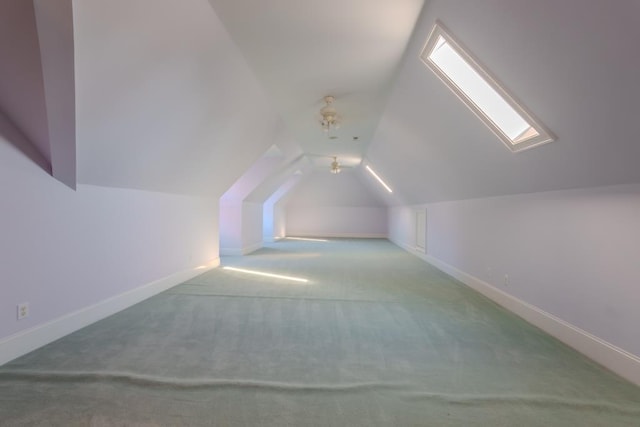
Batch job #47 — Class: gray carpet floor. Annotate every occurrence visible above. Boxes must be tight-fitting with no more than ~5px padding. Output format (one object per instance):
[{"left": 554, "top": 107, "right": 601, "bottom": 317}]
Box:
[{"left": 1, "top": 239, "right": 639, "bottom": 426}]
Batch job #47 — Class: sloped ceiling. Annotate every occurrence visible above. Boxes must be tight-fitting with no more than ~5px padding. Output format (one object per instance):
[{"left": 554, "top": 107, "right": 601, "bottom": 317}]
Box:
[
  {"left": 6, "top": 0, "right": 639, "bottom": 206},
  {"left": 0, "top": 0, "right": 76, "bottom": 189},
  {"left": 366, "top": 0, "right": 640, "bottom": 204},
  {"left": 74, "top": 0, "right": 281, "bottom": 196},
  {"left": 206, "top": 0, "right": 424, "bottom": 166},
  {"left": 0, "top": 1, "right": 51, "bottom": 169}
]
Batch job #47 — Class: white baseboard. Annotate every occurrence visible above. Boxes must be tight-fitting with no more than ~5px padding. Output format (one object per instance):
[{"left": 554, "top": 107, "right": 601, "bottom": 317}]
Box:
[
  {"left": 220, "top": 242, "right": 263, "bottom": 256},
  {"left": 287, "top": 233, "right": 387, "bottom": 239},
  {"left": 0, "top": 260, "right": 219, "bottom": 367},
  {"left": 391, "top": 239, "right": 640, "bottom": 386}
]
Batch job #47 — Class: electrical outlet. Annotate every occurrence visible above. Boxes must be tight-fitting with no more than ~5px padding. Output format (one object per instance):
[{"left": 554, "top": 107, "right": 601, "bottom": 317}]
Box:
[
  {"left": 503, "top": 274, "right": 509, "bottom": 286},
  {"left": 17, "top": 303, "right": 29, "bottom": 320}
]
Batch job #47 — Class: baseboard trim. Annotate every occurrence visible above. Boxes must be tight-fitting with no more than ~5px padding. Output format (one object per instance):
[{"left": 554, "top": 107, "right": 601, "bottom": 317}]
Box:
[
  {"left": 220, "top": 242, "right": 263, "bottom": 256},
  {"left": 391, "top": 239, "right": 640, "bottom": 386},
  {"left": 287, "top": 233, "right": 387, "bottom": 239},
  {"left": 0, "top": 260, "right": 219, "bottom": 367}
]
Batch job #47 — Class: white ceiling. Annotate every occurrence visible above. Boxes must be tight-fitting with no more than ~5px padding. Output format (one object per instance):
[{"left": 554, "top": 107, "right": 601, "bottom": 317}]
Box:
[
  {"left": 4, "top": 0, "right": 640, "bottom": 205},
  {"left": 365, "top": 0, "right": 640, "bottom": 204},
  {"left": 73, "top": 0, "right": 282, "bottom": 196},
  {"left": 207, "top": 0, "right": 424, "bottom": 168}
]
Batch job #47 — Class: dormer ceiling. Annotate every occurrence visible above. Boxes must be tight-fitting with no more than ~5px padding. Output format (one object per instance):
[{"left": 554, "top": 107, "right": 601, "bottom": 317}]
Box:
[
  {"left": 365, "top": 0, "right": 640, "bottom": 204},
  {"left": 3, "top": 0, "right": 640, "bottom": 204},
  {"left": 206, "top": 0, "right": 425, "bottom": 164},
  {"left": 208, "top": 0, "right": 640, "bottom": 205}
]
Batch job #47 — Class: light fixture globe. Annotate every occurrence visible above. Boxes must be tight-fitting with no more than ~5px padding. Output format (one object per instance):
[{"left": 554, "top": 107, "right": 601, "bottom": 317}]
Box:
[{"left": 320, "top": 96, "right": 340, "bottom": 133}]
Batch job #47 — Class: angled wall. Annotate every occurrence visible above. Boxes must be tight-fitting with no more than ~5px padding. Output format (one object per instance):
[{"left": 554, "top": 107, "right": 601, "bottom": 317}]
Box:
[
  {"left": 376, "top": 0, "right": 640, "bottom": 384},
  {"left": 263, "top": 175, "right": 302, "bottom": 241},
  {"left": 74, "top": 0, "right": 278, "bottom": 197},
  {"left": 33, "top": 0, "right": 76, "bottom": 189},
  {"left": 1, "top": 0, "right": 283, "bottom": 364},
  {"left": 388, "top": 184, "right": 640, "bottom": 385},
  {"left": 0, "top": 117, "right": 218, "bottom": 364},
  {"left": 220, "top": 147, "right": 284, "bottom": 255},
  {"left": 0, "top": 0, "right": 51, "bottom": 173}
]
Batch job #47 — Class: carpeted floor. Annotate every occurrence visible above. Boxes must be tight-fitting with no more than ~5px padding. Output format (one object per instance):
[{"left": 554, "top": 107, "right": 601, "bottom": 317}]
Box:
[{"left": 1, "top": 239, "right": 639, "bottom": 426}]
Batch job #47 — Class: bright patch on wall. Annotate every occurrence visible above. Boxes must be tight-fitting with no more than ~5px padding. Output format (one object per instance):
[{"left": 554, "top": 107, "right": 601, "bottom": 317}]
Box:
[
  {"left": 286, "top": 237, "right": 329, "bottom": 242},
  {"left": 420, "top": 21, "right": 554, "bottom": 152},
  {"left": 223, "top": 266, "right": 309, "bottom": 283},
  {"left": 365, "top": 165, "right": 393, "bottom": 193}
]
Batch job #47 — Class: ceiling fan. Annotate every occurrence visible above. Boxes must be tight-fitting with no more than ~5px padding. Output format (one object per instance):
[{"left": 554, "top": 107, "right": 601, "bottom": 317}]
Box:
[
  {"left": 330, "top": 156, "right": 341, "bottom": 174},
  {"left": 305, "top": 154, "right": 358, "bottom": 174},
  {"left": 327, "top": 156, "right": 355, "bottom": 174},
  {"left": 320, "top": 95, "right": 341, "bottom": 138}
]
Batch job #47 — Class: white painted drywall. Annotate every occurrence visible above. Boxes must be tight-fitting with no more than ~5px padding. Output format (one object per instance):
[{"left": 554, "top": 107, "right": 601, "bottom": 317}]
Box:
[
  {"left": 0, "top": 116, "right": 218, "bottom": 341},
  {"left": 74, "top": 0, "right": 279, "bottom": 197},
  {"left": 287, "top": 206, "right": 387, "bottom": 238},
  {"left": 242, "top": 202, "right": 263, "bottom": 253},
  {"left": 219, "top": 148, "right": 290, "bottom": 255},
  {"left": 285, "top": 171, "right": 387, "bottom": 237},
  {"left": 388, "top": 183, "right": 640, "bottom": 358},
  {"left": 219, "top": 201, "right": 242, "bottom": 254},
  {"left": 0, "top": 0, "right": 51, "bottom": 167},
  {"left": 273, "top": 203, "right": 287, "bottom": 239},
  {"left": 33, "top": 0, "right": 76, "bottom": 189},
  {"left": 219, "top": 202, "right": 265, "bottom": 255},
  {"left": 367, "top": 0, "right": 640, "bottom": 204},
  {"left": 263, "top": 175, "right": 301, "bottom": 241}
]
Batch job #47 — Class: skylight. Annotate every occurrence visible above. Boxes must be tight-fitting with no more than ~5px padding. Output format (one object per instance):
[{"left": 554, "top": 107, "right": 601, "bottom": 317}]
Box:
[{"left": 420, "top": 21, "right": 553, "bottom": 152}]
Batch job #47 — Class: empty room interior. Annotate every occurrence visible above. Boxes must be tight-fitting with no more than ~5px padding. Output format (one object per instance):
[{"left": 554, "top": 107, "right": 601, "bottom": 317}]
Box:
[{"left": 2, "top": 0, "right": 640, "bottom": 425}]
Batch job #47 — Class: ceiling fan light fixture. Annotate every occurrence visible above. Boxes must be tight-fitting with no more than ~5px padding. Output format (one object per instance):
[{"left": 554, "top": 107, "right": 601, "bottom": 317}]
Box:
[
  {"left": 330, "top": 156, "right": 341, "bottom": 174},
  {"left": 320, "top": 96, "right": 341, "bottom": 133}
]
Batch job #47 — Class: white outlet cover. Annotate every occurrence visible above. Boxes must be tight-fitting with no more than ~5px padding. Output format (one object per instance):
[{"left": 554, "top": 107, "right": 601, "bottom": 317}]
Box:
[{"left": 17, "top": 302, "right": 29, "bottom": 320}]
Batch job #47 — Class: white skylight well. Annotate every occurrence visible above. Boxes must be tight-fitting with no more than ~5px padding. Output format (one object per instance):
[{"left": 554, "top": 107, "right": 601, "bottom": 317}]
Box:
[{"left": 420, "top": 21, "right": 554, "bottom": 152}]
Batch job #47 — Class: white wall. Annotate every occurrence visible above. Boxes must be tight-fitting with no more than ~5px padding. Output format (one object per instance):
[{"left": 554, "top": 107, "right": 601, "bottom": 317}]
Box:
[
  {"left": 219, "top": 201, "right": 242, "bottom": 254},
  {"left": 287, "top": 207, "right": 387, "bottom": 238},
  {"left": 242, "top": 202, "right": 263, "bottom": 253},
  {"left": 388, "top": 183, "right": 640, "bottom": 360},
  {"left": 219, "top": 202, "right": 264, "bottom": 255},
  {"left": 263, "top": 175, "right": 301, "bottom": 242},
  {"left": 285, "top": 171, "right": 387, "bottom": 238},
  {"left": 0, "top": 115, "right": 218, "bottom": 343},
  {"left": 219, "top": 147, "right": 288, "bottom": 255},
  {"left": 273, "top": 203, "right": 287, "bottom": 239}
]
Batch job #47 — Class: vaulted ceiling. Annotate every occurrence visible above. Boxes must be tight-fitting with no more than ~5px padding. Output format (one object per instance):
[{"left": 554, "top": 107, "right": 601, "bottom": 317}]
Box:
[{"left": 2, "top": 0, "right": 639, "bottom": 205}]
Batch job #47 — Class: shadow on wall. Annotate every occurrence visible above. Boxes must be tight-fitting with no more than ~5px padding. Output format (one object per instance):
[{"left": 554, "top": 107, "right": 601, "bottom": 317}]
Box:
[{"left": 0, "top": 110, "right": 51, "bottom": 174}]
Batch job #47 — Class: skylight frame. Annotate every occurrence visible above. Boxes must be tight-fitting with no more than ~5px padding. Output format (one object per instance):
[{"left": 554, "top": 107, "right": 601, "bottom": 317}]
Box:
[{"left": 420, "top": 20, "right": 554, "bottom": 152}]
